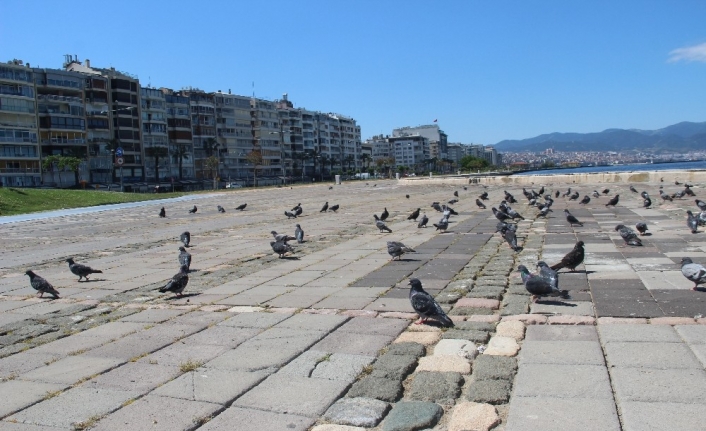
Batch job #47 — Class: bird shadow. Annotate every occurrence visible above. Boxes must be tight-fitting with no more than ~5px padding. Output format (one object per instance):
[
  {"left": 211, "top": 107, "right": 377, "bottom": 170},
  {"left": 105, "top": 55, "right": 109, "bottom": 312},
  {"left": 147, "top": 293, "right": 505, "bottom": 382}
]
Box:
[
  {"left": 281, "top": 256, "right": 301, "bottom": 260},
  {"left": 693, "top": 287, "right": 706, "bottom": 293},
  {"left": 513, "top": 247, "right": 524, "bottom": 252},
  {"left": 641, "top": 233, "right": 653, "bottom": 236},
  {"left": 78, "top": 278, "right": 106, "bottom": 283},
  {"left": 165, "top": 292, "right": 202, "bottom": 300},
  {"left": 535, "top": 300, "right": 577, "bottom": 306},
  {"left": 393, "top": 258, "right": 419, "bottom": 262}
]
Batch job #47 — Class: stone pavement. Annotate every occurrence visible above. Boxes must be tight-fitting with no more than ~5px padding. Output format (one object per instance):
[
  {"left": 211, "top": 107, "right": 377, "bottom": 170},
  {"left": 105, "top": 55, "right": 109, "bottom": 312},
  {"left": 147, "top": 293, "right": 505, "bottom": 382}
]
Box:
[{"left": 0, "top": 179, "right": 705, "bottom": 430}]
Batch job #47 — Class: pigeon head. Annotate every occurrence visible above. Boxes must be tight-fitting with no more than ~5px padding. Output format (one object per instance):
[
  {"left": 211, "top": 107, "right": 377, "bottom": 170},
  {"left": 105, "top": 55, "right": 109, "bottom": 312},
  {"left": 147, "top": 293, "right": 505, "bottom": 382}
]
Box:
[
  {"left": 179, "top": 246, "right": 186, "bottom": 252},
  {"left": 681, "top": 257, "right": 693, "bottom": 266},
  {"left": 271, "top": 231, "right": 278, "bottom": 235},
  {"left": 517, "top": 265, "right": 530, "bottom": 275},
  {"left": 576, "top": 241, "right": 585, "bottom": 247},
  {"left": 564, "top": 209, "right": 570, "bottom": 214},
  {"left": 408, "top": 278, "right": 423, "bottom": 291},
  {"left": 25, "top": 270, "right": 35, "bottom": 277},
  {"left": 65, "top": 258, "right": 75, "bottom": 264},
  {"left": 536, "top": 261, "right": 549, "bottom": 269},
  {"left": 615, "top": 225, "right": 626, "bottom": 231},
  {"left": 687, "top": 210, "right": 694, "bottom": 216},
  {"left": 296, "top": 224, "right": 301, "bottom": 228},
  {"left": 373, "top": 214, "right": 380, "bottom": 220}
]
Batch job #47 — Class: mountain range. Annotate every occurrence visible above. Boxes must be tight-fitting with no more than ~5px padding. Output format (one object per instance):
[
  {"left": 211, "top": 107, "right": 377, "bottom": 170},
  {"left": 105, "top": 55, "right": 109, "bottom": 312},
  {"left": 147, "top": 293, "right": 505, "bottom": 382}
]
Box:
[{"left": 494, "top": 121, "right": 706, "bottom": 153}]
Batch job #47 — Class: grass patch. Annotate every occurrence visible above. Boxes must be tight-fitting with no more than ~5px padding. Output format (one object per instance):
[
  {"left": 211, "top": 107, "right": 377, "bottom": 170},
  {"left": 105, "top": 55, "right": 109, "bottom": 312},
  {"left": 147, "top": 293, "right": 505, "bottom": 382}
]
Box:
[
  {"left": 72, "top": 414, "right": 103, "bottom": 430},
  {"left": 179, "top": 359, "right": 203, "bottom": 373},
  {"left": 315, "top": 353, "right": 332, "bottom": 365},
  {"left": 0, "top": 188, "right": 187, "bottom": 216},
  {"left": 44, "top": 389, "right": 63, "bottom": 400}
]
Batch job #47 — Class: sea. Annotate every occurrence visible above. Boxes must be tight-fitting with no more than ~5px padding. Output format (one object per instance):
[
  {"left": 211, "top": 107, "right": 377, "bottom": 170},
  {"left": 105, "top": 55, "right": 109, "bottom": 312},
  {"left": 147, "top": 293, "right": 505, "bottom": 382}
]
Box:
[{"left": 513, "top": 160, "right": 706, "bottom": 176}]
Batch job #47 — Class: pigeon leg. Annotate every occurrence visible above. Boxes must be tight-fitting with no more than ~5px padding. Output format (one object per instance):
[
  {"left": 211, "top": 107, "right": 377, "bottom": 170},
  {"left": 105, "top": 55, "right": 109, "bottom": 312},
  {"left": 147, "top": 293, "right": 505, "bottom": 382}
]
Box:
[{"left": 38, "top": 292, "right": 43, "bottom": 298}]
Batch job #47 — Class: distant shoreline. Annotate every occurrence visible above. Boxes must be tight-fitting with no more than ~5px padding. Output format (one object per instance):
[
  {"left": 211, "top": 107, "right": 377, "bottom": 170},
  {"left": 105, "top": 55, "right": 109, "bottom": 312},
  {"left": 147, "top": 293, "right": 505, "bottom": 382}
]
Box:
[{"left": 512, "top": 160, "right": 706, "bottom": 176}]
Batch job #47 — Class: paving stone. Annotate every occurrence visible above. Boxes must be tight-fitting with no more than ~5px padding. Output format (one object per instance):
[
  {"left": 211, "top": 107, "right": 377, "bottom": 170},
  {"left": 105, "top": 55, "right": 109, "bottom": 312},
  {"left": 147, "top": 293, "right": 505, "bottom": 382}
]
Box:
[
  {"left": 140, "top": 342, "right": 231, "bottom": 367},
  {"left": 90, "top": 394, "right": 222, "bottom": 431},
  {"left": 323, "top": 397, "right": 390, "bottom": 428},
  {"left": 484, "top": 336, "right": 519, "bottom": 356},
  {"left": 409, "top": 371, "right": 463, "bottom": 403},
  {"left": 384, "top": 342, "right": 425, "bottom": 357},
  {"left": 604, "top": 342, "right": 702, "bottom": 369},
  {"left": 546, "top": 315, "right": 596, "bottom": 325},
  {"left": 514, "top": 364, "right": 613, "bottom": 399},
  {"left": 84, "top": 324, "right": 202, "bottom": 361},
  {"left": 234, "top": 374, "right": 349, "bottom": 417},
  {"left": 501, "top": 314, "right": 547, "bottom": 324},
  {"left": 218, "top": 311, "right": 293, "bottom": 329},
  {"left": 675, "top": 324, "right": 706, "bottom": 344},
  {"left": 455, "top": 298, "right": 500, "bottom": 309},
  {"left": 275, "top": 313, "right": 348, "bottom": 332},
  {"left": 311, "top": 426, "right": 366, "bottom": 431},
  {"left": 197, "top": 406, "right": 314, "bottom": 431},
  {"left": 369, "top": 353, "right": 418, "bottom": 380},
  {"left": 596, "top": 317, "right": 648, "bottom": 324},
  {"left": 0, "top": 380, "right": 66, "bottom": 418},
  {"left": 443, "top": 329, "right": 490, "bottom": 344},
  {"left": 118, "top": 308, "right": 185, "bottom": 323},
  {"left": 433, "top": 339, "right": 477, "bottom": 361},
  {"left": 649, "top": 316, "right": 696, "bottom": 325},
  {"left": 313, "top": 331, "right": 394, "bottom": 356},
  {"left": 393, "top": 331, "right": 440, "bottom": 346},
  {"left": 598, "top": 324, "right": 681, "bottom": 343},
  {"left": 153, "top": 368, "right": 269, "bottom": 405},
  {"left": 311, "top": 353, "right": 375, "bottom": 381},
  {"left": 381, "top": 401, "right": 443, "bottom": 431},
  {"left": 472, "top": 355, "right": 517, "bottom": 380},
  {"left": 610, "top": 367, "right": 706, "bottom": 403},
  {"left": 495, "top": 320, "right": 525, "bottom": 340},
  {"left": 619, "top": 401, "right": 705, "bottom": 431},
  {"left": 450, "top": 307, "right": 494, "bottom": 316},
  {"left": 504, "top": 397, "right": 621, "bottom": 431},
  {"left": 466, "top": 315, "right": 500, "bottom": 323},
  {"left": 466, "top": 378, "right": 511, "bottom": 404},
  {"left": 20, "top": 356, "right": 122, "bottom": 385},
  {"left": 347, "top": 376, "right": 403, "bottom": 402},
  {"left": 84, "top": 362, "right": 181, "bottom": 392},
  {"left": 448, "top": 402, "right": 500, "bottom": 431},
  {"left": 519, "top": 341, "right": 605, "bottom": 365},
  {"left": 416, "top": 355, "right": 471, "bottom": 374},
  {"left": 337, "top": 316, "right": 410, "bottom": 336},
  {"left": 525, "top": 324, "right": 598, "bottom": 341},
  {"left": 8, "top": 386, "right": 140, "bottom": 429},
  {"left": 181, "top": 325, "right": 259, "bottom": 347}
]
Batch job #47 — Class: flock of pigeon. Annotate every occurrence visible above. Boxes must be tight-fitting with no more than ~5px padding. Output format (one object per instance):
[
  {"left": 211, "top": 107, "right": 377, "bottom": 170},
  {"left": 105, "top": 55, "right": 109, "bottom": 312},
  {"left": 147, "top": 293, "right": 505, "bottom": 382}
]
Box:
[{"left": 22, "top": 180, "right": 706, "bottom": 328}]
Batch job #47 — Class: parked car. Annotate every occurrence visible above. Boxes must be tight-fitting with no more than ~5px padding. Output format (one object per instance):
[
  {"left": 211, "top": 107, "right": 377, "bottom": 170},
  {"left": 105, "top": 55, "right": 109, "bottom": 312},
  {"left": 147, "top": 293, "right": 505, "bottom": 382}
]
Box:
[{"left": 225, "top": 183, "right": 243, "bottom": 189}]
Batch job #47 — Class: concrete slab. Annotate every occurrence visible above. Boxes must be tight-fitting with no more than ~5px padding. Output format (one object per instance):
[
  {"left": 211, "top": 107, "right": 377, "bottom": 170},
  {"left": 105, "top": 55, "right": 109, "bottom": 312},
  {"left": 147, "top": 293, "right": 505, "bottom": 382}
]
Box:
[
  {"left": 196, "top": 406, "right": 315, "bottom": 431},
  {"left": 181, "top": 325, "right": 260, "bottom": 347},
  {"left": 118, "top": 308, "right": 185, "bottom": 323},
  {"left": 619, "top": 401, "right": 705, "bottom": 431},
  {"left": 524, "top": 325, "right": 598, "bottom": 342},
  {"left": 139, "top": 342, "right": 231, "bottom": 366},
  {"left": 153, "top": 368, "right": 269, "bottom": 405},
  {"left": 604, "top": 342, "right": 703, "bottom": 369},
  {"left": 20, "top": 356, "right": 122, "bottom": 385},
  {"left": 311, "top": 353, "right": 375, "bottom": 381},
  {"left": 504, "top": 397, "right": 620, "bottom": 431},
  {"left": 513, "top": 364, "right": 613, "bottom": 399},
  {"left": 530, "top": 301, "right": 594, "bottom": 316},
  {"left": 675, "top": 324, "right": 706, "bottom": 344},
  {"left": 218, "top": 311, "right": 293, "bottom": 329},
  {"left": 83, "top": 362, "right": 181, "bottom": 392},
  {"left": 638, "top": 271, "right": 694, "bottom": 290},
  {"left": 274, "top": 313, "right": 348, "bottom": 332},
  {"left": 337, "top": 316, "right": 410, "bottom": 337},
  {"left": 0, "top": 380, "right": 66, "bottom": 418},
  {"left": 313, "top": 331, "right": 394, "bottom": 356},
  {"left": 611, "top": 367, "right": 706, "bottom": 403},
  {"left": 519, "top": 341, "right": 605, "bottom": 365},
  {"left": 598, "top": 324, "right": 681, "bottom": 343}
]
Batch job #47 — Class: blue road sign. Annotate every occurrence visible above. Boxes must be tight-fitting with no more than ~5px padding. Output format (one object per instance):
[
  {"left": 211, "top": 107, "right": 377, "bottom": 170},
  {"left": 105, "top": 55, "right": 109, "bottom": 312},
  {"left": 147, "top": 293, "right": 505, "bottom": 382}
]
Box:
[{"left": 115, "top": 147, "right": 124, "bottom": 157}]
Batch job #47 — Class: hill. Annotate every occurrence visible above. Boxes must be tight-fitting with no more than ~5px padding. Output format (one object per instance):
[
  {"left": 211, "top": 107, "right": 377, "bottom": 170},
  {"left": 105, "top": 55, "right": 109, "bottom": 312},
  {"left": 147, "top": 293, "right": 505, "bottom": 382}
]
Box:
[{"left": 494, "top": 121, "right": 706, "bottom": 153}]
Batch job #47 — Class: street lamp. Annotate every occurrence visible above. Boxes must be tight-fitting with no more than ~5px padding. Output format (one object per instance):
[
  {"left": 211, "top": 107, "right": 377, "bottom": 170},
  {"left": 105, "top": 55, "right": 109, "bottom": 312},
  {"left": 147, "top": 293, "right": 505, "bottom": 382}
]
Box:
[{"left": 101, "top": 106, "right": 136, "bottom": 192}]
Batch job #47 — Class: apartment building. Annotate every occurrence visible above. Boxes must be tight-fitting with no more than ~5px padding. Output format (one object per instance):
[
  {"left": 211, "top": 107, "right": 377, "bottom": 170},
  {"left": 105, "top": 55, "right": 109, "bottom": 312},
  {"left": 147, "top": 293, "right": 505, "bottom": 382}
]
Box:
[
  {"left": 84, "top": 74, "right": 112, "bottom": 183},
  {"left": 251, "top": 98, "right": 282, "bottom": 177},
  {"left": 214, "top": 90, "right": 252, "bottom": 181},
  {"left": 393, "top": 124, "right": 447, "bottom": 159},
  {"left": 0, "top": 60, "right": 40, "bottom": 187},
  {"left": 389, "top": 135, "right": 429, "bottom": 168},
  {"left": 162, "top": 89, "right": 194, "bottom": 180},
  {"left": 141, "top": 86, "right": 169, "bottom": 182}
]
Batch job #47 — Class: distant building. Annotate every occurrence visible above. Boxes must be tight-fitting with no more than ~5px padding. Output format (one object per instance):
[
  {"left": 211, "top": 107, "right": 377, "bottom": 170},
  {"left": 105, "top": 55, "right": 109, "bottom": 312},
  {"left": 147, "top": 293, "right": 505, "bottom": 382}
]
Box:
[
  {"left": 389, "top": 135, "right": 429, "bottom": 168},
  {"left": 393, "top": 124, "right": 447, "bottom": 159}
]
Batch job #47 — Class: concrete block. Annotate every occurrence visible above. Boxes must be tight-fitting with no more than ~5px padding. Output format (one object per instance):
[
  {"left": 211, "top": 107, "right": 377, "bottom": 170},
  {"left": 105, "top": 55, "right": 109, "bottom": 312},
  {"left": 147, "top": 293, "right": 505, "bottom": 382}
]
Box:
[
  {"left": 514, "top": 364, "right": 613, "bottom": 399},
  {"left": 20, "top": 356, "right": 122, "bottom": 385},
  {"left": 323, "top": 397, "right": 390, "bottom": 428},
  {"left": 347, "top": 376, "right": 403, "bottom": 402},
  {"left": 519, "top": 341, "right": 605, "bottom": 365},
  {"left": 393, "top": 331, "right": 440, "bottom": 346},
  {"left": 525, "top": 325, "right": 598, "bottom": 341},
  {"left": 495, "top": 320, "right": 525, "bottom": 340},
  {"left": 448, "top": 402, "right": 500, "bottom": 431},
  {"left": 484, "top": 336, "right": 519, "bottom": 356},
  {"left": 675, "top": 324, "right": 706, "bottom": 344},
  {"left": 409, "top": 371, "right": 463, "bottom": 403},
  {"left": 619, "top": 401, "right": 705, "bottom": 431},
  {"left": 416, "top": 356, "right": 471, "bottom": 374},
  {"left": 504, "top": 397, "right": 620, "bottom": 431},
  {"left": 466, "top": 379, "right": 511, "bottom": 404},
  {"left": 84, "top": 362, "right": 181, "bottom": 392},
  {"left": 610, "top": 367, "right": 706, "bottom": 403},
  {"left": 152, "top": 368, "right": 269, "bottom": 405},
  {"left": 604, "top": 342, "right": 702, "bottom": 369},
  {"left": 598, "top": 324, "right": 681, "bottom": 343},
  {"left": 311, "top": 353, "right": 375, "bottom": 382},
  {"left": 0, "top": 380, "right": 66, "bottom": 418},
  {"left": 381, "top": 401, "right": 442, "bottom": 431}
]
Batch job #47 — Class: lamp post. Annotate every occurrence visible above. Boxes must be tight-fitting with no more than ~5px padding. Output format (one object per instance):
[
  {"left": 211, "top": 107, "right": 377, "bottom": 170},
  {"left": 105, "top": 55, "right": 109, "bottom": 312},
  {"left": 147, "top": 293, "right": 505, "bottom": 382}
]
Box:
[{"left": 102, "top": 106, "right": 135, "bottom": 192}]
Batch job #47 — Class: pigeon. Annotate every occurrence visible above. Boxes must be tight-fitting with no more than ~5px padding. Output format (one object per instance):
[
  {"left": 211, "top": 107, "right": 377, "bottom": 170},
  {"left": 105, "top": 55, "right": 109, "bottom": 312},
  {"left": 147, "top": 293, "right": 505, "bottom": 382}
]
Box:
[
  {"left": 159, "top": 265, "right": 189, "bottom": 297},
  {"left": 387, "top": 241, "right": 416, "bottom": 260},
  {"left": 569, "top": 191, "right": 580, "bottom": 201},
  {"left": 635, "top": 222, "right": 648, "bottom": 235},
  {"left": 454, "top": 190, "right": 459, "bottom": 197},
  {"left": 660, "top": 191, "right": 673, "bottom": 202},
  {"left": 602, "top": 189, "right": 610, "bottom": 194},
  {"left": 270, "top": 241, "right": 294, "bottom": 258},
  {"left": 284, "top": 210, "right": 297, "bottom": 219},
  {"left": 562, "top": 188, "right": 572, "bottom": 197},
  {"left": 479, "top": 192, "right": 488, "bottom": 200},
  {"left": 408, "top": 208, "right": 421, "bottom": 221},
  {"left": 380, "top": 208, "right": 389, "bottom": 221},
  {"left": 517, "top": 265, "right": 569, "bottom": 302},
  {"left": 641, "top": 191, "right": 649, "bottom": 200},
  {"left": 217, "top": 205, "right": 226, "bottom": 213},
  {"left": 696, "top": 200, "right": 706, "bottom": 212},
  {"left": 408, "top": 278, "right": 454, "bottom": 327},
  {"left": 320, "top": 201, "right": 329, "bottom": 212},
  {"left": 417, "top": 214, "right": 429, "bottom": 228},
  {"left": 406, "top": 194, "right": 410, "bottom": 199},
  {"left": 66, "top": 258, "right": 103, "bottom": 282},
  {"left": 329, "top": 186, "right": 333, "bottom": 190},
  {"left": 580, "top": 195, "right": 590, "bottom": 205},
  {"left": 538, "top": 186, "right": 544, "bottom": 195},
  {"left": 492, "top": 207, "right": 511, "bottom": 222},
  {"left": 431, "top": 202, "right": 443, "bottom": 212},
  {"left": 592, "top": 190, "right": 600, "bottom": 198},
  {"left": 523, "top": 188, "right": 533, "bottom": 201},
  {"left": 698, "top": 211, "right": 706, "bottom": 226},
  {"left": 501, "top": 226, "right": 519, "bottom": 251},
  {"left": 271, "top": 230, "right": 296, "bottom": 243},
  {"left": 680, "top": 257, "right": 706, "bottom": 290},
  {"left": 684, "top": 187, "right": 695, "bottom": 197},
  {"left": 687, "top": 210, "right": 699, "bottom": 234},
  {"left": 180, "top": 231, "right": 191, "bottom": 247},
  {"left": 555, "top": 190, "right": 560, "bottom": 198},
  {"left": 605, "top": 195, "right": 619, "bottom": 207},
  {"left": 504, "top": 192, "right": 517, "bottom": 204},
  {"left": 444, "top": 205, "right": 459, "bottom": 216},
  {"left": 235, "top": 203, "right": 247, "bottom": 211},
  {"left": 448, "top": 199, "right": 459, "bottom": 204},
  {"left": 291, "top": 203, "right": 301, "bottom": 211},
  {"left": 178, "top": 246, "right": 191, "bottom": 270},
  {"left": 329, "top": 204, "right": 340, "bottom": 213},
  {"left": 643, "top": 197, "right": 652, "bottom": 208},
  {"left": 295, "top": 224, "right": 304, "bottom": 243},
  {"left": 505, "top": 207, "right": 524, "bottom": 220},
  {"left": 433, "top": 217, "right": 449, "bottom": 232},
  {"left": 675, "top": 180, "right": 682, "bottom": 185},
  {"left": 673, "top": 191, "right": 685, "bottom": 200},
  {"left": 539, "top": 206, "right": 552, "bottom": 217},
  {"left": 476, "top": 199, "right": 486, "bottom": 209},
  {"left": 629, "top": 185, "right": 638, "bottom": 193},
  {"left": 564, "top": 209, "right": 583, "bottom": 227},
  {"left": 463, "top": 186, "right": 468, "bottom": 191},
  {"left": 189, "top": 205, "right": 197, "bottom": 214},
  {"left": 615, "top": 224, "right": 642, "bottom": 246},
  {"left": 25, "top": 270, "right": 60, "bottom": 299},
  {"left": 374, "top": 214, "right": 392, "bottom": 233},
  {"left": 159, "top": 207, "right": 166, "bottom": 218},
  {"left": 536, "top": 261, "right": 561, "bottom": 292},
  {"left": 496, "top": 221, "right": 515, "bottom": 232},
  {"left": 550, "top": 241, "right": 585, "bottom": 272}
]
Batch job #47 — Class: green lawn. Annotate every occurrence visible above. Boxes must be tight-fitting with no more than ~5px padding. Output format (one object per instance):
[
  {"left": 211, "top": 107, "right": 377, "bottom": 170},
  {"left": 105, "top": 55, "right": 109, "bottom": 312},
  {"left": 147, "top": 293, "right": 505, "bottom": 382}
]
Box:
[{"left": 0, "top": 188, "right": 187, "bottom": 216}]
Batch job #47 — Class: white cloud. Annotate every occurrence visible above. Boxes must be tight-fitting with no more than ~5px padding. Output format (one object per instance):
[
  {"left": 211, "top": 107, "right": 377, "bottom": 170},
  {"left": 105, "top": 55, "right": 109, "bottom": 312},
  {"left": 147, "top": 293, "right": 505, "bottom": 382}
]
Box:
[{"left": 668, "top": 42, "right": 706, "bottom": 63}]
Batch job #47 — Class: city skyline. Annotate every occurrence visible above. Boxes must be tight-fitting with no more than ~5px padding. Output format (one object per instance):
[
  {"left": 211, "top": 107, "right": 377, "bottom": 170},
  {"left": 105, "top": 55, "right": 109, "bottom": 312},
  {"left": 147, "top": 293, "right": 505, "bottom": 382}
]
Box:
[{"left": 1, "top": 1, "right": 705, "bottom": 145}]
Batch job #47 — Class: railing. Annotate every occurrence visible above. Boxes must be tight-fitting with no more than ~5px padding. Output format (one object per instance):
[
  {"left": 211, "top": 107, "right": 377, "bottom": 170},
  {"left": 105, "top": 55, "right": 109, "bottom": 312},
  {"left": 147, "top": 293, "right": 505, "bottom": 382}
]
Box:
[
  {"left": 0, "top": 136, "right": 37, "bottom": 143},
  {"left": 37, "top": 94, "right": 83, "bottom": 104},
  {"left": 86, "top": 111, "right": 109, "bottom": 117},
  {"left": 0, "top": 168, "right": 40, "bottom": 173},
  {"left": 42, "top": 138, "right": 86, "bottom": 145},
  {"left": 0, "top": 120, "right": 36, "bottom": 128},
  {"left": 0, "top": 106, "right": 35, "bottom": 114}
]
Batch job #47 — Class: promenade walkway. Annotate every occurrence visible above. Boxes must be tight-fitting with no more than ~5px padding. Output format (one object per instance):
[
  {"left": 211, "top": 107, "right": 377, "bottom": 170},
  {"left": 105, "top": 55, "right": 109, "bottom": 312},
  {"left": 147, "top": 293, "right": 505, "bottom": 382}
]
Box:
[{"left": 0, "top": 179, "right": 704, "bottom": 430}]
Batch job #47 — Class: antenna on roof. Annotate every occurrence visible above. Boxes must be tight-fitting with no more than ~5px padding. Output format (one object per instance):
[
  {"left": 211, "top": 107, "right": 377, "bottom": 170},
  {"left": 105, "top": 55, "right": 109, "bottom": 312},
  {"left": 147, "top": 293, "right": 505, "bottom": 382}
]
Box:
[{"left": 252, "top": 81, "right": 255, "bottom": 98}]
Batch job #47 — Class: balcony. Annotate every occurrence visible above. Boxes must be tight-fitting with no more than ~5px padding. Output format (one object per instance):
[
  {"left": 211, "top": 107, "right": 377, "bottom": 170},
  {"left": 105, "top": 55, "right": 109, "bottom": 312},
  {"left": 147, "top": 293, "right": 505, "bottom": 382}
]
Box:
[
  {"left": 42, "top": 138, "right": 86, "bottom": 145},
  {"left": 0, "top": 136, "right": 37, "bottom": 143},
  {"left": 0, "top": 120, "right": 36, "bottom": 129},
  {"left": 37, "top": 94, "right": 83, "bottom": 104},
  {"left": 0, "top": 168, "right": 41, "bottom": 173},
  {"left": 0, "top": 105, "right": 35, "bottom": 114}
]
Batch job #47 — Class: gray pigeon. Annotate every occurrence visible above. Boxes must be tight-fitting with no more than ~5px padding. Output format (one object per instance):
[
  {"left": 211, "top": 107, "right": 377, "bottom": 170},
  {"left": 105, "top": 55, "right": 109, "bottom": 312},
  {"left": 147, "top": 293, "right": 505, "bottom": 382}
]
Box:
[
  {"left": 539, "top": 206, "right": 552, "bottom": 217},
  {"left": 180, "top": 231, "right": 191, "bottom": 247},
  {"left": 592, "top": 190, "right": 600, "bottom": 198},
  {"left": 696, "top": 200, "right": 706, "bottom": 212},
  {"left": 159, "top": 207, "right": 166, "bottom": 217},
  {"left": 408, "top": 278, "right": 454, "bottom": 327},
  {"left": 235, "top": 203, "right": 247, "bottom": 211},
  {"left": 492, "top": 207, "right": 511, "bottom": 222},
  {"left": 496, "top": 221, "right": 515, "bottom": 233},
  {"left": 329, "top": 204, "right": 340, "bottom": 213},
  {"left": 501, "top": 226, "right": 519, "bottom": 251},
  {"left": 698, "top": 211, "right": 706, "bottom": 226},
  {"left": 580, "top": 195, "right": 590, "bottom": 205},
  {"left": 687, "top": 211, "right": 699, "bottom": 234},
  {"left": 380, "top": 207, "right": 389, "bottom": 221},
  {"left": 284, "top": 210, "right": 297, "bottom": 219},
  {"left": 536, "top": 261, "right": 560, "bottom": 292},
  {"left": 517, "top": 265, "right": 569, "bottom": 302},
  {"left": 320, "top": 202, "right": 329, "bottom": 212},
  {"left": 605, "top": 194, "right": 619, "bottom": 207},
  {"left": 159, "top": 265, "right": 189, "bottom": 297},
  {"left": 66, "top": 258, "right": 103, "bottom": 282},
  {"left": 433, "top": 217, "right": 449, "bottom": 232},
  {"left": 217, "top": 205, "right": 226, "bottom": 213},
  {"left": 564, "top": 209, "right": 583, "bottom": 227},
  {"left": 475, "top": 199, "right": 486, "bottom": 209},
  {"left": 387, "top": 241, "right": 416, "bottom": 260},
  {"left": 550, "top": 241, "right": 585, "bottom": 272},
  {"left": 408, "top": 208, "right": 420, "bottom": 221},
  {"left": 188, "top": 205, "right": 197, "bottom": 214},
  {"left": 270, "top": 241, "right": 294, "bottom": 258},
  {"left": 680, "top": 257, "right": 706, "bottom": 290},
  {"left": 25, "top": 270, "right": 60, "bottom": 299},
  {"left": 271, "top": 231, "right": 296, "bottom": 244},
  {"left": 178, "top": 246, "right": 191, "bottom": 270},
  {"left": 295, "top": 224, "right": 304, "bottom": 243},
  {"left": 635, "top": 222, "right": 648, "bottom": 235},
  {"left": 417, "top": 214, "right": 428, "bottom": 228},
  {"left": 615, "top": 224, "right": 642, "bottom": 246},
  {"left": 374, "top": 214, "right": 392, "bottom": 233}
]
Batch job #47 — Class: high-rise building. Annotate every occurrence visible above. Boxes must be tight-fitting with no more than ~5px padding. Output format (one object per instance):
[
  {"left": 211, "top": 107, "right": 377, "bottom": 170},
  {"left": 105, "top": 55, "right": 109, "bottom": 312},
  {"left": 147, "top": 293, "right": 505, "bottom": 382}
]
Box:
[
  {"left": 84, "top": 73, "right": 112, "bottom": 183},
  {"left": 162, "top": 88, "right": 194, "bottom": 180},
  {"left": 392, "top": 124, "right": 447, "bottom": 159},
  {"left": 141, "top": 86, "right": 169, "bottom": 182},
  {"left": 390, "top": 135, "right": 429, "bottom": 168},
  {"left": 0, "top": 60, "right": 40, "bottom": 187},
  {"left": 213, "top": 90, "right": 251, "bottom": 181},
  {"left": 180, "top": 89, "right": 216, "bottom": 180}
]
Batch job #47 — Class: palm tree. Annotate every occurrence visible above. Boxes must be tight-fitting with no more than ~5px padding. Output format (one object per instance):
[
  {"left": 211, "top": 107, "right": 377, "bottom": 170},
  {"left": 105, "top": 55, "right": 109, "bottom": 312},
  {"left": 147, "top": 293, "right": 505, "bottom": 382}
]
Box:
[
  {"left": 245, "top": 150, "right": 263, "bottom": 187},
  {"left": 203, "top": 156, "right": 219, "bottom": 189},
  {"left": 361, "top": 153, "right": 371, "bottom": 172},
  {"left": 319, "top": 154, "right": 330, "bottom": 180},
  {"left": 145, "top": 146, "right": 169, "bottom": 183},
  {"left": 344, "top": 154, "right": 355, "bottom": 174},
  {"left": 304, "top": 149, "right": 319, "bottom": 180},
  {"left": 171, "top": 144, "right": 190, "bottom": 180},
  {"left": 203, "top": 138, "right": 219, "bottom": 157},
  {"left": 328, "top": 155, "right": 338, "bottom": 177}
]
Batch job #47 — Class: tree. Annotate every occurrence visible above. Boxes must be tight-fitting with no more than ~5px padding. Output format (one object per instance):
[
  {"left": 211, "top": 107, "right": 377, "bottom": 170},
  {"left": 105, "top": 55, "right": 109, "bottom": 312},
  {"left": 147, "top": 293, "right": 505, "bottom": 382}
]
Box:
[
  {"left": 58, "top": 156, "right": 83, "bottom": 187},
  {"left": 41, "top": 155, "right": 61, "bottom": 186},
  {"left": 361, "top": 153, "right": 372, "bottom": 171},
  {"left": 203, "top": 138, "right": 219, "bottom": 157},
  {"left": 171, "top": 144, "right": 190, "bottom": 180},
  {"left": 460, "top": 155, "right": 489, "bottom": 171},
  {"left": 344, "top": 154, "right": 355, "bottom": 173},
  {"left": 304, "top": 149, "right": 319, "bottom": 179},
  {"left": 328, "top": 155, "right": 338, "bottom": 177},
  {"left": 245, "top": 150, "right": 263, "bottom": 187},
  {"left": 145, "top": 146, "right": 169, "bottom": 183},
  {"left": 203, "top": 156, "right": 219, "bottom": 189},
  {"left": 319, "top": 154, "right": 330, "bottom": 180}
]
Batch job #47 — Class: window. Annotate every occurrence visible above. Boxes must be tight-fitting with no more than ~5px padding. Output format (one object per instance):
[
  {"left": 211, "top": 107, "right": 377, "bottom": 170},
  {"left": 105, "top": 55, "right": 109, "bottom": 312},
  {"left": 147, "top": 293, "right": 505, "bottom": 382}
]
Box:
[{"left": 0, "top": 97, "right": 35, "bottom": 113}]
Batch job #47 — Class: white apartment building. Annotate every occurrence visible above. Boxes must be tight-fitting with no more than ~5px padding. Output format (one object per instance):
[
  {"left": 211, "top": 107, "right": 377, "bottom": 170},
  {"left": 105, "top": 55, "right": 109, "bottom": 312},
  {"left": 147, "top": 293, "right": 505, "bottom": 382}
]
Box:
[{"left": 389, "top": 135, "right": 429, "bottom": 168}]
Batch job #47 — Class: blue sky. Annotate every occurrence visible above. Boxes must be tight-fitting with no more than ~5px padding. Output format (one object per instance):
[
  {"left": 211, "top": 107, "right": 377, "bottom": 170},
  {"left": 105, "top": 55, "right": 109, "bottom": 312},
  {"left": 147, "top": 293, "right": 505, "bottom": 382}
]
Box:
[{"left": 2, "top": 1, "right": 705, "bottom": 145}]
